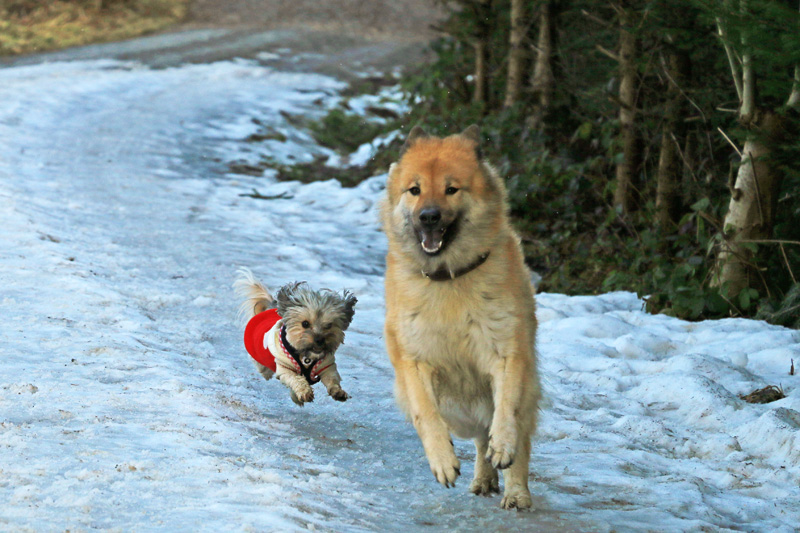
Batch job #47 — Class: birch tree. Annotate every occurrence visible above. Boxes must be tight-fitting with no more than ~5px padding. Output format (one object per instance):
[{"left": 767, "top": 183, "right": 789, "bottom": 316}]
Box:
[{"left": 713, "top": 1, "right": 796, "bottom": 298}]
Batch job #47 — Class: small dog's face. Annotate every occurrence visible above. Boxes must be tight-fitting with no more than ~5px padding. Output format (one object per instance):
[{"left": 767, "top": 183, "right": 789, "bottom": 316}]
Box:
[{"left": 276, "top": 282, "right": 357, "bottom": 364}]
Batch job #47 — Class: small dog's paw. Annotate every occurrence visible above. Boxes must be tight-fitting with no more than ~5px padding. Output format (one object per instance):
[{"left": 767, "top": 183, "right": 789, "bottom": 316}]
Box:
[
  {"left": 290, "top": 391, "right": 302, "bottom": 406},
  {"left": 486, "top": 426, "right": 517, "bottom": 470},
  {"left": 469, "top": 472, "right": 500, "bottom": 496},
  {"left": 428, "top": 444, "right": 461, "bottom": 488},
  {"left": 500, "top": 488, "right": 532, "bottom": 511},
  {"left": 292, "top": 387, "right": 314, "bottom": 406},
  {"left": 329, "top": 387, "right": 349, "bottom": 402}
]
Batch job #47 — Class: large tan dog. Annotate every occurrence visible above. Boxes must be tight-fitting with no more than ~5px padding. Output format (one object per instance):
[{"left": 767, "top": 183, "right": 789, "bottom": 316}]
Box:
[{"left": 381, "top": 125, "right": 541, "bottom": 510}]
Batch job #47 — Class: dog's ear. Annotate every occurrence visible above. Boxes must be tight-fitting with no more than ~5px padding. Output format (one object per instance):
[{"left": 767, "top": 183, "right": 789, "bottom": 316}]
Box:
[
  {"left": 400, "top": 125, "right": 428, "bottom": 157},
  {"left": 460, "top": 124, "right": 483, "bottom": 160},
  {"left": 275, "top": 282, "right": 303, "bottom": 317},
  {"left": 339, "top": 290, "right": 358, "bottom": 330}
]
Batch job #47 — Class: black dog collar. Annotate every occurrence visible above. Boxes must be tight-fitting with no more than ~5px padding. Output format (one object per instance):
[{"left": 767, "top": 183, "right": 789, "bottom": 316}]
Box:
[{"left": 422, "top": 252, "right": 490, "bottom": 282}]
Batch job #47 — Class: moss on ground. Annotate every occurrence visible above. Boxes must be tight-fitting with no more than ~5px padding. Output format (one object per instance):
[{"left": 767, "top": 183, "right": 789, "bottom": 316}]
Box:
[{"left": 230, "top": 76, "right": 405, "bottom": 188}]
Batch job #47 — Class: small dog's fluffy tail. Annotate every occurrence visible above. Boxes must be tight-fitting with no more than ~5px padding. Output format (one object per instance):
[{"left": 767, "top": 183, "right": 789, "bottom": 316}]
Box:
[{"left": 234, "top": 267, "right": 275, "bottom": 326}]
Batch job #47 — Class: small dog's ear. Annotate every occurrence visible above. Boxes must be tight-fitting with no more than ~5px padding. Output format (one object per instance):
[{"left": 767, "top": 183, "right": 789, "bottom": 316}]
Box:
[
  {"left": 400, "top": 125, "right": 428, "bottom": 157},
  {"left": 340, "top": 290, "right": 358, "bottom": 330},
  {"left": 275, "top": 282, "right": 303, "bottom": 317}
]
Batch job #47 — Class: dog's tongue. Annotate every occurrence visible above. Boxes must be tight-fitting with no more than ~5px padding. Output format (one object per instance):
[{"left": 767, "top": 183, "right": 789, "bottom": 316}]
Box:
[{"left": 420, "top": 228, "right": 444, "bottom": 254}]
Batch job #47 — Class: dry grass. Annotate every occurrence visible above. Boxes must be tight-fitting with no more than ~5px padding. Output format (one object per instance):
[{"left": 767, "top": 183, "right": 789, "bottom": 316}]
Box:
[
  {"left": 0, "top": 1, "right": 188, "bottom": 56},
  {"left": 739, "top": 385, "right": 786, "bottom": 404}
]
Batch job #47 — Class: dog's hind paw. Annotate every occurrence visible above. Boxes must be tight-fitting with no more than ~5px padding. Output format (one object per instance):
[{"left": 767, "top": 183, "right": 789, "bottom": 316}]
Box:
[
  {"left": 469, "top": 474, "right": 500, "bottom": 496},
  {"left": 500, "top": 488, "right": 532, "bottom": 511}
]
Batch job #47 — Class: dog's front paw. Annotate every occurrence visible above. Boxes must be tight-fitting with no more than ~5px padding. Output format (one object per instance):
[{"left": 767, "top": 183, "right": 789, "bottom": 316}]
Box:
[
  {"left": 501, "top": 487, "right": 532, "bottom": 511},
  {"left": 486, "top": 425, "right": 517, "bottom": 469},
  {"left": 329, "top": 386, "right": 349, "bottom": 402},
  {"left": 427, "top": 444, "right": 461, "bottom": 488},
  {"left": 291, "top": 386, "right": 314, "bottom": 406}
]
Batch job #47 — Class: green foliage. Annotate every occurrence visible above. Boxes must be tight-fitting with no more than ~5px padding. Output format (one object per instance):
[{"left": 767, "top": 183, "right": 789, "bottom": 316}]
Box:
[
  {"left": 309, "top": 108, "right": 388, "bottom": 155},
  {"left": 236, "top": 87, "right": 405, "bottom": 188},
  {"left": 398, "top": 0, "right": 800, "bottom": 327},
  {"left": 756, "top": 283, "right": 800, "bottom": 328}
]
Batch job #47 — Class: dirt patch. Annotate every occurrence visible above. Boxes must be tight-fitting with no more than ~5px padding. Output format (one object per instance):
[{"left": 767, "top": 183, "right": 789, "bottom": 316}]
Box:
[{"left": 184, "top": 0, "right": 444, "bottom": 41}]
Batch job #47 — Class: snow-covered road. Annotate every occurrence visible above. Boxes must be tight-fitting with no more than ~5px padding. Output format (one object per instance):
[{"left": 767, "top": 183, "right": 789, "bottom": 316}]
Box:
[{"left": 1, "top": 45, "right": 799, "bottom": 532}]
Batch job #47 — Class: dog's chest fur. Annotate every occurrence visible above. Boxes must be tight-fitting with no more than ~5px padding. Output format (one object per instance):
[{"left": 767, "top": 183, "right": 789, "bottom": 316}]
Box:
[
  {"left": 398, "top": 275, "right": 517, "bottom": 369},
  {"left": 396, "top": 273, "right": 520, "bottom": 436}
]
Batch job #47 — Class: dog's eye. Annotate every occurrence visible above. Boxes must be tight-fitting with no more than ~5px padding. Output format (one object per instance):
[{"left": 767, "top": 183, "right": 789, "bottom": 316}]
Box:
[
  {"left": 408, "top": 186, "right": 421, "bottom": 196},
  {"left": 302, "top": 320, "right": 310, "bottom": 328},
  {"left": 445, "top": 187, "right": 459, "bottom": 195},
  {"left": 323, "top": 323, "right": 332, "bottom": 330}
]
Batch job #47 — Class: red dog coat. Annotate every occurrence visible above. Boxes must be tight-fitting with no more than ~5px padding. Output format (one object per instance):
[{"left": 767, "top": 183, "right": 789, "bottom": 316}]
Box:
[{"left": 243, "top": 308, "right": 281, "bottom": 372}]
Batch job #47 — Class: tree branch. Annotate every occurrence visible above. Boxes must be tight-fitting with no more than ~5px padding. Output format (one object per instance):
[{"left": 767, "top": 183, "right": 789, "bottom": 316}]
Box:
[
  {"left": 595, "top": 44, "right": 620, "bottom": 62},
  {"left": 717, "top": 126, "right": 742, "bottom": 158},
  {"left": 740, "top": 0, "right": 756, "bottom": 119},
  {"left": 716, "top": 17, "right": 743, "bottom": 103}
]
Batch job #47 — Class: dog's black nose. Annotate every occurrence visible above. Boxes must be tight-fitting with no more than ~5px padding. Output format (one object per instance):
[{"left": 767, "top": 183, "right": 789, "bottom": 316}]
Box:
[
  {"left": 314, "top": 335, "right": 326, "bottom": 347},
  {"left": 419, "top": 208, "right": 441, "bottom": 228}
]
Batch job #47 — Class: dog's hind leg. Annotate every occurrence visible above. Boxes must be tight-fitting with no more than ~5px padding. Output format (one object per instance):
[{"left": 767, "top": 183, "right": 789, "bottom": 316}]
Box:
[
  {"left": 253, "top": 360, "right": 275, "bottom": 382},
  {"left": 470, "top": 435, "right": 499, "bottom": 496}
]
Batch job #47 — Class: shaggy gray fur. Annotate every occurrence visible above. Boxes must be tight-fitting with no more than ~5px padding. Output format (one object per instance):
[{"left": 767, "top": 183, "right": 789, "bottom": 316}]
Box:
[{"left": 276, "top": 282, "right": 357, "bottom": 330}]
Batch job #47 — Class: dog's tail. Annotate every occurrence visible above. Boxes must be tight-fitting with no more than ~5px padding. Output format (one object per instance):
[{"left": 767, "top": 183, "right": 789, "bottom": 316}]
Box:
[{"left": 234, "top": 267, "right": 275, "bottom": 326}]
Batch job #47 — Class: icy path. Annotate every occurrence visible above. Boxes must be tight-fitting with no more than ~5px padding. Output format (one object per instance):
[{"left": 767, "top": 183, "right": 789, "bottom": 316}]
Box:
[{"left": 1, "top": 58, "right": 799, "bottom": 532}]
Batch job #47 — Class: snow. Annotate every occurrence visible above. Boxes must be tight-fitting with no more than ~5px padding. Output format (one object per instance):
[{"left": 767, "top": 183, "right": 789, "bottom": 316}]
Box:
[{"left": 1, "top": 54, "right": 799, "bottom": 532}]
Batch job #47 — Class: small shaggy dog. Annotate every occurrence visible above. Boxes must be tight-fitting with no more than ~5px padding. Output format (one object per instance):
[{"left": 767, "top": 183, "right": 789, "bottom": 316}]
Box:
[{"left": 235, "top": 268, "right": 357, "bottom": 406}]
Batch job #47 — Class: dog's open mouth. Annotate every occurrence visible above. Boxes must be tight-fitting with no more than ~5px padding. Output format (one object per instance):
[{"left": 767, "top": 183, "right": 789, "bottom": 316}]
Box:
[{"left": 419, "top": 226, "right": 447, "bottom": 255}]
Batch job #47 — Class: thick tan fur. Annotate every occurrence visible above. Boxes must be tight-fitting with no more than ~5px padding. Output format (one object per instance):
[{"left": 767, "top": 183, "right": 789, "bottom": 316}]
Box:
[{"left": 381, "top": 126, "right": 541, "bottom": 510}]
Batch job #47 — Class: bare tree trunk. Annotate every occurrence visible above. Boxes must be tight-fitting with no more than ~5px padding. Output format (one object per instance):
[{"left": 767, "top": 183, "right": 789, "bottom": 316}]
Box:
[
  {"left": 715, "top": 114, "right": 784, "bottom": 297},
  {"left": 473, "top": 0, "right": 491, "bottom": 105},
  {"left": 713, "top": 7, "right": 788, "bottom": 298},
  {"left": 613, "top": 3, "right": 641, "bottom": 215},
  {"left": 529, "top": 1, "right": 555, "bottom": 131},
  {"left": 504, "top": 0, "right": 526, "bottom": 107},
  {"left": 655, "top": 48, "right": 690, "bottom": 230}
]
